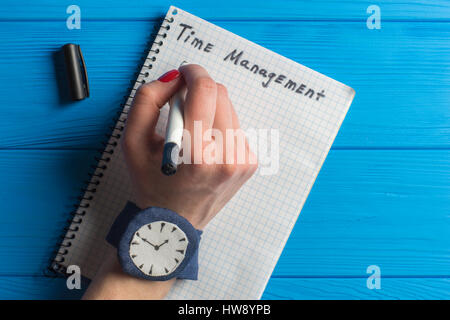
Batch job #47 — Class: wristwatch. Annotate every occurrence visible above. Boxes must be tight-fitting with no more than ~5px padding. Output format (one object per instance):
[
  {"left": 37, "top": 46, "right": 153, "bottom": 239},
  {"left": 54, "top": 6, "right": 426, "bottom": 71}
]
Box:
[{"left": 106, "top": 202, "right": 202, "bottom": 281}]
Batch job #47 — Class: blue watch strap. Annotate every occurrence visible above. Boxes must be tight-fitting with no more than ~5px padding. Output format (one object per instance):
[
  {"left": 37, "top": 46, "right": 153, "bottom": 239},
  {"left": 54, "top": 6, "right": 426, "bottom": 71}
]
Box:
[
  {"left": 106, "top": 201, "right": 202, "bottom": 280},
  {"left": 106, "top": 202, "right": 141, "bottom": 248}
]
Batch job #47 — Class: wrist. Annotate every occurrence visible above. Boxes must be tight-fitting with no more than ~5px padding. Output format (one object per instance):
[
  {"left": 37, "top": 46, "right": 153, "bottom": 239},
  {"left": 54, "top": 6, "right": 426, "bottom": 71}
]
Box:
[
  {"left": 83, "top": 251, "right": 176, "bottom": 299},
  {"left": 106, "top": 201, "right": 202, "bottom": 281}
]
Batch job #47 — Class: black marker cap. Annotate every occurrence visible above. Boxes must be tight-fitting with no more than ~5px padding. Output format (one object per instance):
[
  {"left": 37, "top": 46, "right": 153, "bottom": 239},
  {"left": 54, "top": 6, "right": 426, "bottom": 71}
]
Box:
[{"left": 62, "top": 43, "right": 89, "bottom": 101}]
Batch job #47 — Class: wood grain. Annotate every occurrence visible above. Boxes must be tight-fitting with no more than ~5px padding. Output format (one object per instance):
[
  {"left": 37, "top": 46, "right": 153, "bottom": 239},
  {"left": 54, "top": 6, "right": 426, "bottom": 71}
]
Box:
[
  {"left": 0, "top": 276, "right": 448, "bottom": 299},
  {"left": 0, "top": 21, "right": 449, "bottom": 149},
  {"left": 0, "top": 150, "right": 448, "bottom": 277},
  {"left": 1, "top": 1, "right": 449, "bottom": 20},
  {"left": 0, "top": 276, "right": 84, "bottom": 300},
  {"left": 1, "top": 1, "right": 449, "bottom": 299}
]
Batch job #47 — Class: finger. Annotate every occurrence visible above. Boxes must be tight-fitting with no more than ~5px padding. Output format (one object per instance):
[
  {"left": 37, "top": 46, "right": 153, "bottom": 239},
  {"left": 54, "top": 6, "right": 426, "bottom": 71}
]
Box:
[
  {"left": 125, "top": 71, "right": 182, "bottom": 149},
  {"left": 179, "top": 64, "right": 217, "bottom": 138},
  {"left": 213, "top": 84, "right": 233, "bottom": 133}
]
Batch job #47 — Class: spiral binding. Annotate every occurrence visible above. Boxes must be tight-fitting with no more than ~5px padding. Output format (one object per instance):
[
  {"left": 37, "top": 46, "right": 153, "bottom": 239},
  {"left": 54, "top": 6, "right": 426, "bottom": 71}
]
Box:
[{"left": 45, "top": 15, "right": 175, "bottom": 277}]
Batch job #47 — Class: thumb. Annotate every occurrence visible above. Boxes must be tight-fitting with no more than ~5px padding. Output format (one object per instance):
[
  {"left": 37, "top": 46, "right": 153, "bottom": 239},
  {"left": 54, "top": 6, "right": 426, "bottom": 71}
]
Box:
[{"left": 125, "top": 70, "right": 182, "bottom": 147}]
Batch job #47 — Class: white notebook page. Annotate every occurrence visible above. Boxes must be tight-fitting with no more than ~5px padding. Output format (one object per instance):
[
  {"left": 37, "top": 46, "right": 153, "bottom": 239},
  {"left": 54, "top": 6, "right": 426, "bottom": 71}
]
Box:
[{"left": 56, "top": 6, "right": 355, "bottom": 299}]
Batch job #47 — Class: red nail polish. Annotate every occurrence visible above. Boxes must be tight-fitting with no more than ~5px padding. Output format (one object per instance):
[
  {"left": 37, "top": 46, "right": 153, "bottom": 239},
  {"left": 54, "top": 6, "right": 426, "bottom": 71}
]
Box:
[{"left": 158, "top": 69, "right": 180, "bottom": 82}]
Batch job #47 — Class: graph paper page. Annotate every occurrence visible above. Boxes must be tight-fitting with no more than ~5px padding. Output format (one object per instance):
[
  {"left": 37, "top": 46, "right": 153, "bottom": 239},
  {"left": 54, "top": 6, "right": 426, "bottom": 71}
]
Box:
[{"left": 56, "top": 6, "right": 355, "bottom": 299}]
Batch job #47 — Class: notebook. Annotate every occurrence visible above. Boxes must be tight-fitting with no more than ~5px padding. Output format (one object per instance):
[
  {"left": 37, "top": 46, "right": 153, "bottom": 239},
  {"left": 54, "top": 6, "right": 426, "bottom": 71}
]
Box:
[{"left": 50, "top": 6, "right": 355, "bottom": 299}]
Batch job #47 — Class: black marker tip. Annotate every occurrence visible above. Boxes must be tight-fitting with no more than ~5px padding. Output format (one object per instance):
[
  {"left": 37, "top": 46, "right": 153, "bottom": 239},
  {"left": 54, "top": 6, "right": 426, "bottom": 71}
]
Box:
[{"left": 161, "top": 142, "right": 179, "bottom": 176}]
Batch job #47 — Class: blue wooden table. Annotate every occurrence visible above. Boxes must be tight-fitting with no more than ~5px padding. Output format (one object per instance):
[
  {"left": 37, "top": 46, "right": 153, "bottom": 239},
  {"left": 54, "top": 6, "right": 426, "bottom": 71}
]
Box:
[{"left": 0, "top": 0, "right": 449, "bottom": 299}]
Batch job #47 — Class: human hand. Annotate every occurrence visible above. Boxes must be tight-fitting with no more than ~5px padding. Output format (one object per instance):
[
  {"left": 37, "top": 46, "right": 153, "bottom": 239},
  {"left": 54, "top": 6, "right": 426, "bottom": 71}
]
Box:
[{"left": 122, "top": 64, "right": 257, "bottom": 230}]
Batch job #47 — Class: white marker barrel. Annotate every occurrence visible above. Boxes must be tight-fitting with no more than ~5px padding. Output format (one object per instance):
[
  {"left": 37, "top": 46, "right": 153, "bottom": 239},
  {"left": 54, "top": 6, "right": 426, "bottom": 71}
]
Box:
[{"left": 161, "top": 86, "right": 187, "bottom": 175}]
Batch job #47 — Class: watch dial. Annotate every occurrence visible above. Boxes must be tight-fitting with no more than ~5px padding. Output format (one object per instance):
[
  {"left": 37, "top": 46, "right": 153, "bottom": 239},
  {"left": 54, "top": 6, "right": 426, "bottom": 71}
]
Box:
[{"left": 129, "top": 221, "right": 189, "bottom": 276}]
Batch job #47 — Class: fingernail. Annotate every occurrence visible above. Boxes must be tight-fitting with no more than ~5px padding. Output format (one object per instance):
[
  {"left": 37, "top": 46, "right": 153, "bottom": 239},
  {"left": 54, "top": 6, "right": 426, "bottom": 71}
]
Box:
[{"left": 158, "top": 69, "right": 180, "bottom": 82}]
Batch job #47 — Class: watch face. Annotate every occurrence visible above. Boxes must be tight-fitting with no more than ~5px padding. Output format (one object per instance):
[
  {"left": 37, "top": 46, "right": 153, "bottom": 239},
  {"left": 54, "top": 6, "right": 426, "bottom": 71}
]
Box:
[{"left": 129, "top": 221, "right": 189, "bottom": 276}]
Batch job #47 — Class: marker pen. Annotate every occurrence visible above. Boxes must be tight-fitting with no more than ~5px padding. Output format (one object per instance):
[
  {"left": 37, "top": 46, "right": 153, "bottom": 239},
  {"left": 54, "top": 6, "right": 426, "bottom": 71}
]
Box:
[{"left": 161, "top": 86, "right": 187, "bottom": 176}]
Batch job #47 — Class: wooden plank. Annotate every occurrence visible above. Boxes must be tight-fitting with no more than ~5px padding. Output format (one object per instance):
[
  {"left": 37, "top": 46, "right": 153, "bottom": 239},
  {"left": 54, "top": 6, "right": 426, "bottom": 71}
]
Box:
[
  {"left": 275, "top": 149, "right": 450, "bottom": 276},
  {"left": 262, "top": 277, "right": 450, "bottom": 299},
  {"left": 0, "top": 149, "right": 448, "bottom": 276},
  {"left": 0, "top": 21, "right": 449, "bottom": 149},
  {"left": 0, "top": 276, "right": 84, "bottom": 300},
  {"left": 0, "top": 149, "right": 95, "bottom": 275},
  {"left": 0, "top": 276, "right": 447, "bottom": 299},
  {"left": 1, "top": 0, "right": 449, "bottom": 20}
]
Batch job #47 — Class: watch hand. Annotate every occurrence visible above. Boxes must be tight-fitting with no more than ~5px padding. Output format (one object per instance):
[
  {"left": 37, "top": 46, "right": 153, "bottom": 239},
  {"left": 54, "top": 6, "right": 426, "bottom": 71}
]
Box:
[
  {"left": 136, "top": 234, "right": 157, "bottom": 248},
  {"left": 154, "top": 239, "right": 169, "bottom": 250}
]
